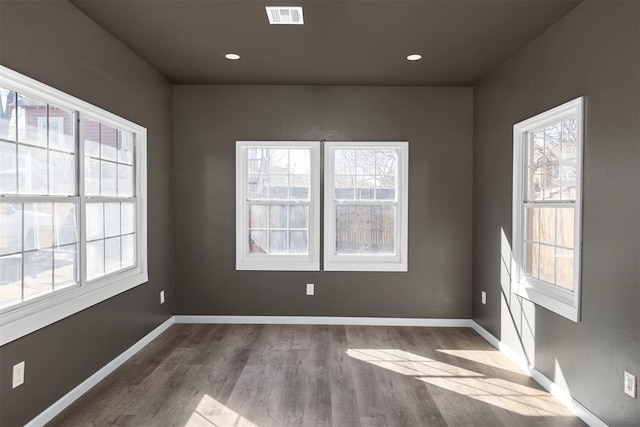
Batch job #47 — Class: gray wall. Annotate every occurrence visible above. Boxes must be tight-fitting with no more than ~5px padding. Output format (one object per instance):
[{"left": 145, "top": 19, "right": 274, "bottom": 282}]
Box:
[
  {"left": 174, "top": 85, "right": 473, "bottom": 318},
  {"left": 472, "top": 2, "right": 639, "bottom": 426},
  {"left": 0, "top": 2, "right": 174, "bottom": 426}
]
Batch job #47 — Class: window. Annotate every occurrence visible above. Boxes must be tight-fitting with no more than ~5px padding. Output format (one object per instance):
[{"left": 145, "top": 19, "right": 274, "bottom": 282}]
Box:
[
  {"left": 0, "top": 66, "right": 147, "bottom": 345},
  {"left": 512, "top": 97, "right": 583, "bottom": 322},
  {"left": 324, "top": 141, "right": 408, "bottom": 271},
  {"left": 236, "top": 141, "right": 320, "bottom": 270}
]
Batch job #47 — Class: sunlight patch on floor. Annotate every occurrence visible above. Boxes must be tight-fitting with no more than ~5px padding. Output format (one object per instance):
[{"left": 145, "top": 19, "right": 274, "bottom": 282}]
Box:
[
  {"left": 185, "top": 394, "right": 258, "bottom": 427},
  {"left": 348, "top": 348, "right": 573, "bottom": 417}
]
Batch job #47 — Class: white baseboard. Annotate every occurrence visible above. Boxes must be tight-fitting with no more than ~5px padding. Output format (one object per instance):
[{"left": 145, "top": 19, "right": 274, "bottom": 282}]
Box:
[
  {"left": 174, "top": 315, "right": 473, "bottom": 328},
  {"left": 470, "top": 321, "right": 607, "bottom": 427},
  {"left": 26, "top": 316, "right": 606, "bottom": 427},
  {"left": 26, "top": 317, "right": 175, "bottom": 427}
]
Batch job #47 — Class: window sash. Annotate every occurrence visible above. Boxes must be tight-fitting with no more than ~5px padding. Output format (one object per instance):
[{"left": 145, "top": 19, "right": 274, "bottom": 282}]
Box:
[
  {"left": 512, "top": 97, "right": 583, "bottom": 322},
  {"left": 0, "top": 65, "right": 148, "bottom": 345},
  {"left": 324, "top": 141, "right": 408, "bottom": 272},
  {"left": 236, "top": 141, "right": 320, "bottom": 271}
]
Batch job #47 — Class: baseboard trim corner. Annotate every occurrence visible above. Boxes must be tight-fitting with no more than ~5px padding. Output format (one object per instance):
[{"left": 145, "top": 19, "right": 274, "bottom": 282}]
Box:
[
  {"left": 26, "top": 316, "right": 175, "bottom": 427},
  {"left": 470, "top": 321, "right": 607, "bottom": 427},
  {"left": 174, "top": 315, "right": 473, "bottom": 328}
]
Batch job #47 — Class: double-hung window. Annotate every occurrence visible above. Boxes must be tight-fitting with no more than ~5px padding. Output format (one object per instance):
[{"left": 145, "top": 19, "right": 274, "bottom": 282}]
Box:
[
  {"left": 235, "top": 141, "right": 320, "bottom": 270},
  {"left": 324, "top": 141, "right": 409, "bottom": 271},
  {"left": 0, "top": 66, "right": 147, "bottom": 345},
  {"left": 512, "top": 97, "right": 583, "bottom": 322}
]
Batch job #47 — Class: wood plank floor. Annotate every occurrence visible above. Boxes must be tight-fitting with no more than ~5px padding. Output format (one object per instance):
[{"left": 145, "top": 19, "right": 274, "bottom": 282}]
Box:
[{"left": 49, "top": 325, "right": 585, "bottom": 427}]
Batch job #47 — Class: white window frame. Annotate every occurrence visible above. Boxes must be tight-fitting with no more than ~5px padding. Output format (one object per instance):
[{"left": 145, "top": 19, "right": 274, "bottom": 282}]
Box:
[
  {"left": 324, "top": 141, "right": 409, "bottom": 272},
  {"left": 235, "top": 141, "right": 320, "bottom": 271},
  {"left": 512, "top": 97, "right": 584, "bottom": 322},
  {"left": 0, "top": 65, "right": 148, "bottom": 345}
]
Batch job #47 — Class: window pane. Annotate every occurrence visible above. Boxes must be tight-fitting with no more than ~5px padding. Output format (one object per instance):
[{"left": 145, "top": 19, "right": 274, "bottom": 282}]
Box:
[
  {"left": 544, "top": 162, "right": 561, "bottom": 200},
  {"left": 539, "top": 208, "right": 555, "bottom": 245},
  {"left": 0, "top": 88, "right": 17, "bottom": 141},
  {"left": 539, "top": 245, "right": 555, "bottom": 283},
  {"left": 356, "top": 150, "right": 375, "bottom": 175},
  {"left": 86, "top": 203, "right": 104, "bottom": 241},
  {"left": 556, "top": 248, "right": 574, "bottom": 290},
  {"left": 0, "top": 254, "right": 22, "bottom": 307},
  {"left": 289, "top": 149, "right": 309, "bottom": 174},
  {"left": 122, "top": 234, "right": 135, "bottom": 268},
  {"left": 87, "top": 240, "right": 104, "bottom": 280},
  {"left": 248, "top": 174, "right": 268, "bottom": 199},
  {"left": 289, "top": 230, "right": 307, "bottom": 254},
  {"left": 54, "top": 244, "right": 77, "bottom": 289},
  {"left": 48, "top": 106, "right": 74, "bottom": 152},
  {"left": 84, "top": 120, "right": 100, "bottom": 158},
  {"left": 0, "top": 203, "right": 22, "bottom": 255},
  {"left": 376, "top": 150, "right": 397, "bottom": 176},
  {"left": 356, "top": 175, "right": 375, "bottom": 200},
  {"left": 104, "top": 203, "right": 120, "bottom": 237},
  {"left": 269, "top": 205, "right": 287, "bottom": 228},
  {"left": 335, "top": 176, "right": 354, "bottom": 200},
  {"left": 121, "top": 202, "right": 135, "bottom": 235},
  {"left": 268, "top": 175, "right": 288, "bottom": 199},
  {"left": 49, "top": 151, "right": 75, "bottom": 195},
  {"left": 23, "top": 249, "right": 53, "bottom": 300},
  {"left": 0, "top": 141, "right": 17, "bottom": 194},
  {"left": 336, "top": 205, "right": 396, "bottom": 255},
  {"left": 289, "top": 175, "right": 309, "bottom": 200},
  {"left": 249, "top": 230, "right": 267, "bottom": 253},
  {"left": 525, "top": 207, "right": 539, "bottom": 242},
  {"left": 104, "top": 237, "right": 121, "bottom": 273},
  {"left": 269, "top": 149, "right": 288, "bottom": 173},
  {"left": 335, "top": 150, "right": 355, "bottom": 175},
  {"left": 101, "top": 161, "right": 117, "bottom": 196},
  {"left": 118, "top": 130, "right": 133, "bottom": 164},
  {"left": 557, "top": 208, "right": 574, "bottom": 248},
  {"left": 24, "top": 203, "right": 53, "bottom": 251},
  {"left": 54, "top": 203, "right": 77, "bottom": 246},
  {"left": 85, "top": 158, "right": 101, "bottom": 195},
  {"left": 18, "top": 145, "right": 48, "bottom": 194},
  {"left": 17, "top": 94, "right": 47, "bottom": 147},
  {"left": 269, "top": 230, "right": 287, "bottom": 254},
  {"left": 118, "top": 164, "right": 133, "bottom": 197},
  {"left": 100, "top": 125, "right": 117, "bottom": 161},
  {"left": 249, "top": 205, "right": 267, "bottom": 228},
  {"left": 524, "top": 242, "right": 539, "bottom": 278},
  {"left": 375, "top": 176, "right": 396, "bottom": 200},
  {"left": 289, "top": 205, "right": 307, "bottom": 229}
]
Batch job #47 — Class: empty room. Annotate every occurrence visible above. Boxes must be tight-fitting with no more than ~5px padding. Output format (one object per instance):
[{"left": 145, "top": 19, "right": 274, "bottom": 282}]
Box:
[{"left": 0, "top": 0, "right": 638, "bottom": 426}]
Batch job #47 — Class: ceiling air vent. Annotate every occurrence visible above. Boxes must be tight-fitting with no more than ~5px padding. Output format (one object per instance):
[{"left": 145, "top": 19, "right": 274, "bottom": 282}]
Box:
[{"left": 266, "top": 6, "right": 304, "bottom": 25}]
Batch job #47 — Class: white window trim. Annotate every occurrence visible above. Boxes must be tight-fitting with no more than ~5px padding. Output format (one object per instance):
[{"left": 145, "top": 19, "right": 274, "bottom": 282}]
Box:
[
  {"left": 235, "top": 141, "right": 320, "bottom": 271},
  {"left": 512, "top": 97, "right": 584, "bottom": 322},
  {"left": 324, "top": 141, "right": 409, "bottom": 272},
  {"left": 0, "top": 65, "right": 148, "bottom": 346}
]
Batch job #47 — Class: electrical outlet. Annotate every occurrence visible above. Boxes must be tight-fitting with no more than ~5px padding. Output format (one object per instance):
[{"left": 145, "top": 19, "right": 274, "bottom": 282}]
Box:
[
  {"left": 12, "top": 361, "right": 25, "bottom": 389},
  {"left": 160, "top": 290, "right": 165, "bottom": 305},
  {"left": 481, "top": 291, "right": 487, "bottom": 305},
  {"left": 624, "top": 371, "right": 637, "bottom": 398},
  {"left": 306, "top": 283, "right": 314, "bottom": 296}
]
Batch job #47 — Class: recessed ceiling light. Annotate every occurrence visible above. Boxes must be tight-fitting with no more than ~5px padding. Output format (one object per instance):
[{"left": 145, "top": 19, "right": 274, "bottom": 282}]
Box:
[
  {"left": 266, "top": 6, "right": 304, "bottom": 25},
  {"left": 225, "top": 53, "right": 240, "bottom": 60},
  {"left": 407, "top": 54, "right": 422, "bottom": 61}
]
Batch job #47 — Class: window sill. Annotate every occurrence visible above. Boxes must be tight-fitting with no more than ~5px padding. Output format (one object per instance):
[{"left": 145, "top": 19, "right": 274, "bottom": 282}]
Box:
[
  {"left": 0, "top": 268, "right": 148, "bottom": 346},
  {"left": 513, "top": 279, "right": 579, "bottom": 322}
]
